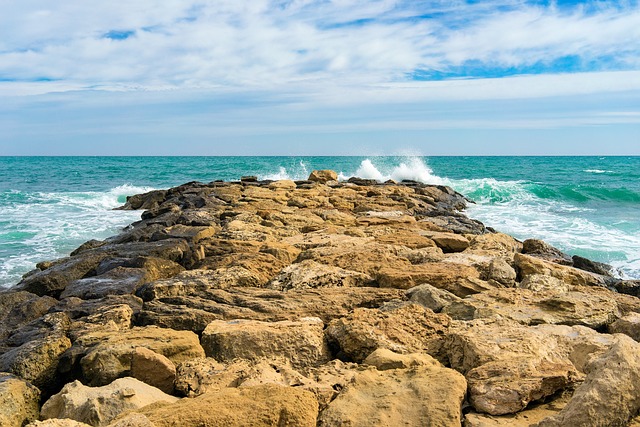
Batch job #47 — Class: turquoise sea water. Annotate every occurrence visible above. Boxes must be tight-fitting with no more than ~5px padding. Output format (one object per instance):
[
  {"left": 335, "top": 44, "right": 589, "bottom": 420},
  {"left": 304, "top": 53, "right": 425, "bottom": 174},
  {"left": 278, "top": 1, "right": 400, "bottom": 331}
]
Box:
[{"left": 1, "top": 156, "right": 639, "bottom": 287}]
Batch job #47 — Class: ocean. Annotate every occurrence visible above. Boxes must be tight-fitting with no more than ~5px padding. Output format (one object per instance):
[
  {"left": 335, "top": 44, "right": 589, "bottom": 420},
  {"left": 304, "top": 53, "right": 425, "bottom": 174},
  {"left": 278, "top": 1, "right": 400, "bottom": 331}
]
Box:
[{"left": 1, "top": 156, "right": 639, "bottom": 288}]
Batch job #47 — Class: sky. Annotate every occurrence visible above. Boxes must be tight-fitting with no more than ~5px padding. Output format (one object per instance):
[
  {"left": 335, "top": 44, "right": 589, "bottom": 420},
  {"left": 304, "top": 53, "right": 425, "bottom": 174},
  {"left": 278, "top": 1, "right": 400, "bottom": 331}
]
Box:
[{"left": 1, "top": 0, "right": 639, "bottom": 155}]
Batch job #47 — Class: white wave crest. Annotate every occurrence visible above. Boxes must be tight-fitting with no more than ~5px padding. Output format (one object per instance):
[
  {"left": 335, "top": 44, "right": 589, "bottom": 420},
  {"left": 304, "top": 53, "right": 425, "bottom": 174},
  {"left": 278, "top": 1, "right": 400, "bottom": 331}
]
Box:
[
  {"left": 347, "top": 157, "right": 445, "bottom": 185},
  {"left": 584, "top": 169, "right": 613, "bottom": 174},
  {"left": 262, "top": 166, "right": 291, "bottom": 181}
]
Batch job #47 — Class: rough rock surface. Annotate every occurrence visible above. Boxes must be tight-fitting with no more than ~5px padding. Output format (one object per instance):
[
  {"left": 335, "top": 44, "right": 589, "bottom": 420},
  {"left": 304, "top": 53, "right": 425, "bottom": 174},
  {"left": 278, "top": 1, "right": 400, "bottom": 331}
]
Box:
[
  {"left": 138, "top": 384, "right": 318, "bottom": 427},
  {"left": 318, "top": 361, "right": 467, "bottom": 427},
  {"left": 2, "top": 172, "right": 638, "bottom": 426},
  {"left": 0, "top": 373, "right": 40, "bottom": 427},
  {"left": 40, "top": 377, "right": 178, "bottom": 426}
]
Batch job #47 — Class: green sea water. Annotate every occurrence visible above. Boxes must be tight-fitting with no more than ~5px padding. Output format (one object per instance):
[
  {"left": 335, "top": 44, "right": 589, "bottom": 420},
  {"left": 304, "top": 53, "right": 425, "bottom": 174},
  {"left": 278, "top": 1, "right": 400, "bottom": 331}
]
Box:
[{"left": 1, "top": 156, "right": 639, "bottom": 287}]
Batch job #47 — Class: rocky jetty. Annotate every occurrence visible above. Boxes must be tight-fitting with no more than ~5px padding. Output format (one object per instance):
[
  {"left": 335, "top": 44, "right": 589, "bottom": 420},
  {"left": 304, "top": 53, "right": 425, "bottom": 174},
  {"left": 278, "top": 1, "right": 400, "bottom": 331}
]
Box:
[{"left": 2, "top": 170, "right": 640, "bottom": 426}]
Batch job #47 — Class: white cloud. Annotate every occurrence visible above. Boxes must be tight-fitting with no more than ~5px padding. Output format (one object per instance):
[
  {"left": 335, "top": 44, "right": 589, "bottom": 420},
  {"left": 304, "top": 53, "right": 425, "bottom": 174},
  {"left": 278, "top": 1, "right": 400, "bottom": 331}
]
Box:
[{"left": 0, "top": 0, "right": 639, "bottom": 96}]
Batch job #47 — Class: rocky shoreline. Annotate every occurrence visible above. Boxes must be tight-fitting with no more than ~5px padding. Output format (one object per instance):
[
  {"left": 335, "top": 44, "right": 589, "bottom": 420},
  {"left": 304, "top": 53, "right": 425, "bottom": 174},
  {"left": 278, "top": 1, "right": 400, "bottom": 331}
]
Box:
[{"left": 1, "top": 170, "right": 640, "bottom": 426}]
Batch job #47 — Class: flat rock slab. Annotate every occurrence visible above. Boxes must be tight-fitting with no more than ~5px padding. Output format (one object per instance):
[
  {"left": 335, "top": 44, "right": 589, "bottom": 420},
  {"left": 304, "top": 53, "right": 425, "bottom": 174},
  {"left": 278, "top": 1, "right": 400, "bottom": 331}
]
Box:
[
  {"left": 137, "top": 384, "right": 318, "bottom": 427},
  {"left": 318, "top": 363, "right": 467, "bottom": 427},
  {"left": 201, "top": 317, "right": 331, "bottom": 369}
]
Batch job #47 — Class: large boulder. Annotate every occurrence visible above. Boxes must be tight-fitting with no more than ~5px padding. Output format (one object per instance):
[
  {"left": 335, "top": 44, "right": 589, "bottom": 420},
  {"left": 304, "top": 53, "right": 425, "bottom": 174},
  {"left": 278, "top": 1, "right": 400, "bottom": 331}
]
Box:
[
  {"left": 0, "top": 373, "right": 40, "bottom": 427},
  {"left": 201, "top": 317, "right": 331, "bottom": 369},
  {"left": 308, "top": 170, "right": 338, "bottom": 183},
  {"left": 325, "top": 304, "right": 451, "bottom": 363},
  {"left": 318, "top": 360, "right": 467, "bottom": 427},
  {"left": 267, "top": 260, "right": 373, "bottom": 291},
  {"left": 137, "top": 384, "right": 318, "bottom": 427},
  {"left": 514, "top": 253, "right": 604, "bottom": 288},
  {"left": 536, "top": 335, "right": 640, "bottom": 427},
  {"left": 40, "top": 378, "right": 178, "bottom": 426},
  {"left": 64, "top": 326, "right": 204, "bottom": 386}
]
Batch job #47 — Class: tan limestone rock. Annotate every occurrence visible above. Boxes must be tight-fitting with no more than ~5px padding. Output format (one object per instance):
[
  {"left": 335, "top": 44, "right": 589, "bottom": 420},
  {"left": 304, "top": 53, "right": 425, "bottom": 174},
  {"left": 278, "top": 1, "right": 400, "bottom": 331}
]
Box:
[
  {"left": 514, "top": 253, "right": 605, "bottom": 287},
  {"left": 0, "top": 373, "right": 40, "bottom": 427},
  {"left": 308, "top": 170, "right": 338, "bottom": 183},
  {"left": 363, "top": 348, "right": 440, "bottom": 370},
  {"left": 267, "top": 179, "right": 296, "bottom": 190},
  {"left": 268, "top": 260, "right": 373, "bottom": 291},
  {"left": 425, "top": 231, "right": 470, "bottom": 252},
  {"left": 27, "top": 420, "right": 92, "bottom": 427},
  {"left": 138, "top": 384, "right": 318, "bottom": 427},
  {"left": 40, "top": 378, "right": 177, "bottom": 426},
  {"left": 318, "top": 364, "right": 467, "bottom": 427},
  {"left": 130, "top": 347, "right": 176, "bottom": 394},
  {"left": 325, "top": 304, "right": 451, "bottom": 363},
  {"left": 75, "top": 326, "right": 204, "bottom": 386},
  {"left": 201, "top": 317, "right": 331, "bottom": 369},
  {"left": 258, "top": 241, "right": 300, "bottom": 264},
  {"left": 536, "top": 335, "right": 640, "bottom": 427},
  {"left": 608, "top": 312, "right": 640, "bottom": 341},
  {"left": 406, "top": 283, "right": 463, "bottom": 313}
]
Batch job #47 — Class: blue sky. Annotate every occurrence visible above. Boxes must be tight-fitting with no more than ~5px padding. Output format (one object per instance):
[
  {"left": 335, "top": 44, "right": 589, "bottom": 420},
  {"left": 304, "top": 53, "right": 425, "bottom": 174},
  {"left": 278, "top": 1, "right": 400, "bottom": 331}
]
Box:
[{"left": 1, "top": 0, "right": 639, "bottom": 155}]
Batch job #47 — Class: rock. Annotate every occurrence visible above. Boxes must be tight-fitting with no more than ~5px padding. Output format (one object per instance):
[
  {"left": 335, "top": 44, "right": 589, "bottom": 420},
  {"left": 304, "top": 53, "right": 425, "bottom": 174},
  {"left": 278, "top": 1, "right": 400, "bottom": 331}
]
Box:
[
  {"left": 268, "top": 260, "right": 373, "bottom": 291},
  {"left": 406, "top": 284, "right": 462, "bottom": 313},
  {"left": 267, "top": 179, "right": 297, "bottom": 190},
  {"left": 118, "top": 189, "right": 167, "bottom": 210},
  {"left": 446, "top": 320, "right": 616, "bottom": 415},
  {"left": 40, "top": 378, "right": 178, "bottom": 426},
  {"left": 107, "top": 413, "right": 155, "bottom": 427},
  {"left": 325, "top": 304, "right": 451, "bottom": 363},
  {"left": 138, "top": 384, "right": 318, "bottom": 427},
  {"left": 442, "top": 287, "right": 619, "bottom": 328},
  {"left": 613, "top": 279, "right": 640, "bottom": 297},
  {"left": 27, "top": 420, "right": 92, "bottom": 427},
  {"left": 571, "top": 255, "right": 615, "bottom": 276},
  {"left": 426, "top": 231, "right": 470, "bottom": 253},
  {"left": 608, "top": 312, "right": 640, "bottom": 341},
  {"left": 68, "top": 326, "right": 204, "bottom": 386},
  {"left": 376, "top": 263, "right": 489, "bottom": 297},
  {"left": 465, "top": 233, "right": 523, "bottom": 257},
  {"left": 201, "top": 317, "right": 331, "bottom": 369},
  {"left": 150, "top": 224, "right": 217, "bottom": 243},
  {"left": 522, "top": 239, "right": 573, "bottom": 265},
  {"left": 318, "top": 363, "right": 467, "bottom": 427},
  {"left": 0, "top": 373, "right": 40, "bottom": 427},
  {"left": 536, "top": 335, "right": 640, "bottom": 427},
  {"left": 488, "top": 258, "right": 517, "bottom": 286},
  {"left": 518, "top": 274, "right": 570, "bottom": 292},
  {"left": 0, "top": 291, "right": 57, "bottom": 349},
  {"left": 363, "top": 348, "right": 440, "bottom": 370},
  {"left": 309, "top": 170, "right": 338, "bottom": 183},
  {"left": 130, "top": 347, "right": 176, "bottom": 394},
  {"left": 0, "top": 313, "right": 72, "bottom": 393},
  {"left": 464, "top": 391, "right": 572, "bottom": 426},
  {"left": 258, "top": 242, "right": 300, "bottom": 264},
  {"left": 514, "top": 253, "right": 604, "bottom": 288},
  {"left": 60, "top": 267, "right": 150, "bottom": 300},
  {"left": 174, "top": 358, "right": 229, "bottom": 397}
]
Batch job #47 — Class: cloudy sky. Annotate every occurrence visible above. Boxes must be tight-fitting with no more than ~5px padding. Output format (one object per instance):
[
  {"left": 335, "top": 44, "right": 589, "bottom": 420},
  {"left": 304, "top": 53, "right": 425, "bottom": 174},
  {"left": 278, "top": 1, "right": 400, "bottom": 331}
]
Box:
[{"left": 1, "top": 0, "right": 639, "bottom": 155}]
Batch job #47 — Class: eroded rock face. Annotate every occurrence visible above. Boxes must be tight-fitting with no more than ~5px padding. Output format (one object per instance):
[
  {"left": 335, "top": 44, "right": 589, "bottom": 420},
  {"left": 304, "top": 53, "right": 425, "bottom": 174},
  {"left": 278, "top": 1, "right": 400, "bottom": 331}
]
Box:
[
  {"left": 40, "top": 378, "right": 178, "bottom": 426},
  {"left": 3, "top": 172, "right": 636, "bottom": 426},
  {"left": 318, "top": 361, "right": 467, "bottom": 427},
  {"left": 201, "top": 317, "right": 331, "bottom": 369},
  {"left": 138, "top": 384, "right": 319, "bottom": 427},
  {"left": 0, "top": 373, "right": 40, "bottom": 427}
]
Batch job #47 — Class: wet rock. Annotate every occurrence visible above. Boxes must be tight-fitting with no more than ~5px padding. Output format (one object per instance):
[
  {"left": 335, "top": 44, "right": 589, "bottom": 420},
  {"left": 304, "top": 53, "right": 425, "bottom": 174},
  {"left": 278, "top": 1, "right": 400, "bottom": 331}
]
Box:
[
  {"left": 0, "top": 291, "right": 57, "bottom": 350},
  {"left": 201, "top": 317, "right": 331, "bottom": 369},
  {"left": 117, "top": 189, "right": 167, "bottom": 210},
  {"left": 40, "top": 378, "right": 178, "bottom": 426},
  {"left": 0, "top": 373, "right": 40, "bottom": 427},
  {"left": 522, "top": 239, "right": 573, "bottom": 266},
  {"left": 571, "top": 255, "right": 615, "bottom": 276}
]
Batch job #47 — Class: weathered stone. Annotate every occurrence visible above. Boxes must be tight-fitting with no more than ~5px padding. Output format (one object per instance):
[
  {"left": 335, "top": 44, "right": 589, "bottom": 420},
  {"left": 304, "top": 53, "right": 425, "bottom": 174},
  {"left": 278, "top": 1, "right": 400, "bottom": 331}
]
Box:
[
  {"left": 446, "top": 320, "right": 616, "bottom": 415},
  {"left": 488, "top": 258, "right": 517, "bottom": 286},
  {"left": 406, "top": 283, "right": 462, "bottom": 312},
  {"left": 465, "top": 233, "right": 523, "bottom": 257},
  {"left": 318, "top": 363, "right": 467, "bottom": 427},
  {"left": 267, "top": 179, "right": 297, "bottom": 190},
  {"left": 309, "top": 170, "right": 338, "bottom": 183},
  {"left": 425, "top": 231, "right": 470, "bottom": 253},
  {"left": 363, "top": 348, "right": 440, "bottom": 370},
  {"left": 518, "top": 274, "right": 570, "bottom": 292},
  {"left": 0, "top": 291, "right": 57, "bottom": 348},
  {"left": 0, "top": 373, "right": 40, "bottom": 427},
  {"left": 268, "top": 260, "right": 373, "bottom": 291},
  {"left": 118, "top": 189, "right": 167, "bottom": 210},
  {"left": 61, "top": 267, "right": 150, "bottom": 300},
  {"left": 442, "top": 287, "right": 619, "bottom": 328},
  {"left": 130, "top": 347, "right": 176, "bottom": 394},
  {"left": 522, "top": 239, "right": 573, "bottom": 265},
  {"left": 69, "top": 326, "right": 204, "bottom": 386},
  {"left": 138, "top": 384, "right": 318, "bottom": 427},
  {"left": 258, "top": 241, "right": 300, "bottom": 264},
  {"left": 151, "top": 224, "right": 218, "bottom": 243},
  {"left": 41, "top": 378, "right": 178, "bottom": 426},
  {"left": 325, "top": 304, "right": 451, "bottom": 363},
  {"left": 201, "top": 317, "right": 331, "bottom": 369},
  {"left": 571, "top": 255, "right": 615, "bottom": 276},
  {"left": 376, "top": 263, "right": 489, "bottom": 297},
  {"left": 536, "top": 335, "right": 640, "bottom": 427},
  {"left": 609, "top": 312, "right": 640, "bottom": 341},
  {"left": 514, "top": 253, "right": 605, "bottom": 287},
  {"left": 27, "top": 420, "right": 92, "bottom": 427}
]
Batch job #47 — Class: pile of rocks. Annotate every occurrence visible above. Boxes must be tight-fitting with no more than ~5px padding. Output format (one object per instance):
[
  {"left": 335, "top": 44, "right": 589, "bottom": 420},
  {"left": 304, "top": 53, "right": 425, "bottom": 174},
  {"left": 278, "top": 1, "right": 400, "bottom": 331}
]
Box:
[{"left": 1, "top": 170, "right": 639, "bottom": 426}]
